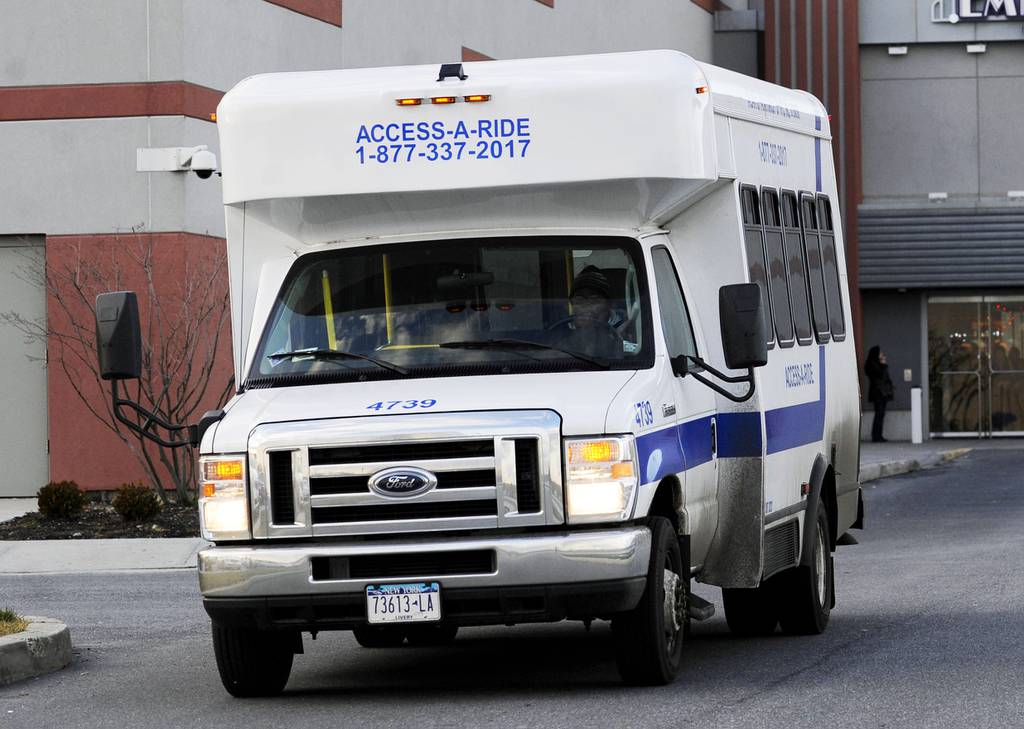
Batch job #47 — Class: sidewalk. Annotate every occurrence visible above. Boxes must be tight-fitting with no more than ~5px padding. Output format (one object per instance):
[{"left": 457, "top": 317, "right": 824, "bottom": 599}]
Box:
[
  {"left": 859, "top": 437, "right": 1019, "bottom": 482},
  {"left": 0, "top": 438, "right": 1017, "bottom": 574}
]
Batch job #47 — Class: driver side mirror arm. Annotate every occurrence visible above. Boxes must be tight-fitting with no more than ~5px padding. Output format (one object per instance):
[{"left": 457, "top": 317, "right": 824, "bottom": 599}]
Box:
[{"left": 671, "top": 355, "right": 756, "bottom": 403}]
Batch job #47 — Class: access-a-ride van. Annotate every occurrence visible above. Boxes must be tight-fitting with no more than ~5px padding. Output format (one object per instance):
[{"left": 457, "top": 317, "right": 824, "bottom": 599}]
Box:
[{"left": 97, "top": 50, "right": 863, "bottom": 695}]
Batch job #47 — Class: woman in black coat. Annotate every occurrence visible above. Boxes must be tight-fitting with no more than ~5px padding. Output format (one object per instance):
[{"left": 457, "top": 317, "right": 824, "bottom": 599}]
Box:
[{"left": 864, "top": 345, "right": 894, "bottom": 442}]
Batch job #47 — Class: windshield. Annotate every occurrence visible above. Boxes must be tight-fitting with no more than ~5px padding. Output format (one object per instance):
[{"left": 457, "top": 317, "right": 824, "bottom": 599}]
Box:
[{"left": 247, "top": 236, "right": 653, "bottom": 386}]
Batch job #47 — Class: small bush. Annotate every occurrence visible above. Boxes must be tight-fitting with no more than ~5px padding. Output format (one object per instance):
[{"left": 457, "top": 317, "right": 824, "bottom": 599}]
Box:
[
  {"left": 0, "top": 608, "right": 28, "bottom": 637},
  {"left": 112, "top": 483, "right": 163, "bottom": 522},
  {"left": 37, "top": 481, "right": 87, "bottom": 519}
]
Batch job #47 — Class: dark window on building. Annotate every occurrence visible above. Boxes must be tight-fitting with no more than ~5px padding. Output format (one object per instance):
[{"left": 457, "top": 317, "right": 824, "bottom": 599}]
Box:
[
  {"left": 652, "top": 247, "right": 698, "bottom": 360},
  {"left": 740, "top": 185, "right": 774, "bottom": 348},
  {"left": 800, "top": 193, "right": 830, "bottom": 343},
  {"left": 782, "top": 190, "right": 812, "bottom": 345},
  {"left": 816, "top": 195, "right": 846, "bottom": 341},
  {"left": 761, "top": 188, "right": 794, "bottom": 347}
]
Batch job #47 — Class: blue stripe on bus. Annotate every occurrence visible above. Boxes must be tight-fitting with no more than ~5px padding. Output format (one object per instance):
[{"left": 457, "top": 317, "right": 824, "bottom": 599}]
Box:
[
  {"left": 635, "top": 346, "right": 826, "bottom": 482},
  {"left": 766, "top": 345, "right": 826, "bottom": 454}
]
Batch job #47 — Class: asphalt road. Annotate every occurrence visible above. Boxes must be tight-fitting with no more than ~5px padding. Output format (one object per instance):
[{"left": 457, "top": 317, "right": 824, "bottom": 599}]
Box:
[{"left": 2, "top": 449, "right": 1023, "bottom": 729}]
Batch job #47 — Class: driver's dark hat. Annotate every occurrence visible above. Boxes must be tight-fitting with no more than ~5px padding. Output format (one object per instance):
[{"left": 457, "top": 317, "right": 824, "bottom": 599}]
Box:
[{"left": 572, "top": 266, "right": 611, "bottom": 299}]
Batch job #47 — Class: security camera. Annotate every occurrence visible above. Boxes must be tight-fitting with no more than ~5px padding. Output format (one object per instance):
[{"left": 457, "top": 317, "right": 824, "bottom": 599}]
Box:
[{"left": 189, "top": 149, "right": 218, "bottom": 179}]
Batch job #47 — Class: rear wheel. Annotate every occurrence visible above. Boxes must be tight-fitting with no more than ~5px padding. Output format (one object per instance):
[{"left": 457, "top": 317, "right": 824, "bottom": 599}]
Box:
[
  {"left": 776, "top": 505, "right": 832, "bottom": 635},
  {"left": 722, "top": 583, "right": 779, "bottom": 637},
  {"left": 353, "top": 625, "right": 408, "bottom": 648},
  {"left": 212, "top": 623, "right": 295, "bottom": 697},
  {"left": 405, "top": 623, "right": 459, "bottom": 647},
  {"left": 612, "top": 517, "right": 686, "bottom": 686}
]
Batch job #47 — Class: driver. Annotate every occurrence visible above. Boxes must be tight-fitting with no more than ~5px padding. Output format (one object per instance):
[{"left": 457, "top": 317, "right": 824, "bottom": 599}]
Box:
[{"left": 565, "top": 266, "right": 623, "bottom": 359}]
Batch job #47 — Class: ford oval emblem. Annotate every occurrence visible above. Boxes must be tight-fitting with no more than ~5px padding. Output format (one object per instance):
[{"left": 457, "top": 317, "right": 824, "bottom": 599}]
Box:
[{"left": 369, "top": 466, "right": 437, "bottom": 498}]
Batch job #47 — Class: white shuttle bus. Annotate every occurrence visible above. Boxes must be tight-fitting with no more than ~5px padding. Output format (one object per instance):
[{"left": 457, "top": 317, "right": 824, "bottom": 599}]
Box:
[{"left": 97, "top": 50, "right": 863, "bottom": 695}]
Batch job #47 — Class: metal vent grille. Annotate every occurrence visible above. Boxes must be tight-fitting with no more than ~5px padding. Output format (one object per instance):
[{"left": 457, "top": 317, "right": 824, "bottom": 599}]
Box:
[
  {"left": 310, "top": 440, "right": 493, "bottom": 465},
  {"left": 513, "top": 438, "right": 541, "bottom": 513},
  {"left": 268, "top": 450, "right": 295, "bottom": 525},
  {"left": 247, "top": 411, "right": 563, "bottom": 538},
  {"left": 311, "top": 550, "right": 495, "bottom": 581},
  {"left": 312, "top": 500, "right": 497, "bottom": 524},
  {"left": 763, "top": 518, "right": 799, "bottom": 578}
]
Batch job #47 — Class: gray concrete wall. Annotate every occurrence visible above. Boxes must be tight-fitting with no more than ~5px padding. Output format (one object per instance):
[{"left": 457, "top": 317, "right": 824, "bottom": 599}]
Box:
[
  {"left": 861, "top": 290, "right": 925, "bottom": 412},
  {"left": 0, "top": 237, "right": 48, "bottom": 497},
  {"left": 861, "top": 42, "right": 1024, "bottom": 203},
  {"left": 340, "top": 0, "right": 714, "bottom": 68},
  {"left": 861, "top": 0, "right": 1024, "bottom": 44}
]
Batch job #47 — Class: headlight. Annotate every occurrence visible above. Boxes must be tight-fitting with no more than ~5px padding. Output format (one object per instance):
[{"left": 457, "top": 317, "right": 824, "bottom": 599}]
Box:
[
  {"left": 199, "top": 455, "right": 250, "bottom": 541},
  {"left": 564, "top": 436, "right": 639, "bottom": 524}
]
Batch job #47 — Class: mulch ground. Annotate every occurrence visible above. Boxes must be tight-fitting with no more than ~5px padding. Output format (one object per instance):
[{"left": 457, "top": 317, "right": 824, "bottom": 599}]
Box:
[{"left": 0, "top": 502, "right": 199, "bottom": 540}]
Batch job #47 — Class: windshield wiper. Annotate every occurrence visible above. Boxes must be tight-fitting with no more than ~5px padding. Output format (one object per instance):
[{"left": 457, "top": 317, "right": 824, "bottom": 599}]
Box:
[
  {"left": 438, "top": 338, "right": 609, "bottom": 369},
  {"left": 267, "top": 348, "right": 409, "bottom": 376}
]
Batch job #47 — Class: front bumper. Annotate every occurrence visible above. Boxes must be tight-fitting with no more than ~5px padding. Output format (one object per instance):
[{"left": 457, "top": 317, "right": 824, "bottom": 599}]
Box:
[{"left": 200, "top": 527, "right": 651, "bottom": 629}]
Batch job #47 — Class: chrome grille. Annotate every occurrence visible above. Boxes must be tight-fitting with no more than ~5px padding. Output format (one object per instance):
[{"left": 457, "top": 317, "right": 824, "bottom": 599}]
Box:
[{"left": 247, "top": 411, "right": 563, "bottom": 538}]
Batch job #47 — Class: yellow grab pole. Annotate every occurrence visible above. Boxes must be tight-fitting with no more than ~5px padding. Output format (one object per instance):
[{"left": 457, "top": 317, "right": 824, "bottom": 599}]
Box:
[
  {"left": 382, "top": 254, "right": 395, "bottom": 344},
  {"left": 321, "top": 270, "right": 338, "bottom": 350}
]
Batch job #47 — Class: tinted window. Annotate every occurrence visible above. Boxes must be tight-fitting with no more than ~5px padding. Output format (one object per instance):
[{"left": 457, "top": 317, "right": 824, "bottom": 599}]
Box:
[
  {"left": 741, "top": 186, "right": 774, "bottom": 347},
  {"left": 817, "top": 196, "right": 846, "bottom": 340},
  {"left": 652, "top": 247, "right": 698, "bottom": 359},
  {"left": 782, "top": 191, "right": 812, "bottom": 344},
  {"left": 249, "top": 236, "right": 654, "bottom": 384},
  {"left": 800, "top": 194, "right": 830, "bottom": 343},
  {"left": 761, "top": 189, "right": 794, "bottom": 346}
]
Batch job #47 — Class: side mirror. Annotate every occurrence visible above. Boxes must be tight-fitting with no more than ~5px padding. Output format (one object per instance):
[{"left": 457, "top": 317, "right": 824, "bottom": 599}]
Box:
[
  {"left": 95, "top": 291, "right": 141, "bottom": 380},
  {"left": 719, "top": 283, "right": 768, "bottom": 370}
]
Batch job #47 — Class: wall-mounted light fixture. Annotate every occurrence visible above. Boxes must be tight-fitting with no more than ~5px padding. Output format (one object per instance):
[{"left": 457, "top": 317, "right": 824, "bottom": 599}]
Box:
[
  {"left": 888, "top": 46, "right": 908, "bottom": 55},
  {"left": 966, "top": 43, "right": 987, "bottom": 53},
  {"left": 929, "top": 192, "right": 949, "bottom": 202}
]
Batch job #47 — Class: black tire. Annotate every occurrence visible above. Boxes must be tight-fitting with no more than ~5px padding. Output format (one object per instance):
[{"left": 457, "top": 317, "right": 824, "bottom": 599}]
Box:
[
  {"left": 776, "top": 504, "right": 833, "bottom": 635},
  {"left": 353, "top": 625, "right": 408, "bottom": 648},
  {"left": 612, "top": 517, "right": 686, "bottom": 686},
  {"left": 405, "top": 623, "right": 459, "bottom": 647},
  {"left": 212, "top": 623, "right": 295, "bottom": 698},
  {"left": 722, "top": 583, "right": 779, "bottom": 637}
]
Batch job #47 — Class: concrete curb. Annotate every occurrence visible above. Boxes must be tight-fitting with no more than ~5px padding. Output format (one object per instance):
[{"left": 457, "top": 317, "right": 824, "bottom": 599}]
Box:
[
  {"left": 860, "top": 447, "right": 972, "bottom": 483},
  {"left": 0, "top": 537, "right": 208, "bottom": 574},
  {"left": 0, "top": 617, "right": 72, "bottom": 686}
]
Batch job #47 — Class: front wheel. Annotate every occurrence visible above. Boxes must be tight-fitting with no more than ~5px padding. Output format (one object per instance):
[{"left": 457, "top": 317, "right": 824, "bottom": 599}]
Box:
[
  {"left": 611, "top": 517, "right": 686, "bottom": 686},
  {"left": 212, "top": 623, "right": 296, "bottom": 697},
  {"left": 775, "top": 505, "right": 833, "bottom": 635}
]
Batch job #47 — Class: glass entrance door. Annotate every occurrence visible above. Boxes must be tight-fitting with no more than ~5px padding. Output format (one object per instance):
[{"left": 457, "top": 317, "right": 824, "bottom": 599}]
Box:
[
  {"left": 988, "top": 297, "right": 1024, "bottom": 435},
  {"left": 928, "top": 295, "right": 1024, "bottom": 437}
]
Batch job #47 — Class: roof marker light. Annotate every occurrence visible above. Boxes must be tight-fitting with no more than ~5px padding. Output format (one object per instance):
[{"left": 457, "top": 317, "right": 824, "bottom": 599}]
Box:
[
  {"left": 696, "top": 86, "right": 708, "bottom": 94},
  {"left": 431, "top": 96, "right": 457, "bottom": 104},
  {"left": 464, "top": 94, "right": 491, "bottom": 103},
  {"left": 396, "top": 98, "right": 423, "bottom": 106}
]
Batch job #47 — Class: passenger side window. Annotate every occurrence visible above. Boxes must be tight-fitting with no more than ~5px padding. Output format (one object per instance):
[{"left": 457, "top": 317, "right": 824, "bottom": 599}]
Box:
[
  {"left": 816, "top": 196, "right": 846, "bottom": 341},
  {"left": 800, "top": 193, "right": 831, "bottom": 343},
  {"left": 652, "top": 247, "right": 698, "bottom": 360},
  {"left": 740, "top": 185, "right": 775, "bottom": 348},
  {"left": 782, "top": 191, "right": 813, "bottom": 345},
  {"left": 761, "top": 189, "right": 794, "bottom": 347}
]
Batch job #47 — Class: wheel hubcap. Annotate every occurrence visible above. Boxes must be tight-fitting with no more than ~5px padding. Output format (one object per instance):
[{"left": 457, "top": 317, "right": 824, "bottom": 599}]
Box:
[
  {"left": 662, "top": 563, "right": 685, "bottom": 652},
  {"left": 815, "top": 524, "right": 827, "bottom": 607}
]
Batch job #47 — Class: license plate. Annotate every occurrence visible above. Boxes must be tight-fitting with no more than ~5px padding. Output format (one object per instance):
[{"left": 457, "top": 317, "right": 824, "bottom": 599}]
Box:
[{"left": 366, "top": 582, "right": 441, "bottom": 624}]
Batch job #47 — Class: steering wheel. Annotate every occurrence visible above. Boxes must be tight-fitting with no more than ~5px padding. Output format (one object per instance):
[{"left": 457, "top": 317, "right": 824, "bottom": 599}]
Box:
[{"left": 545, "top": 314, "right": 621, "bottom": 342}]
